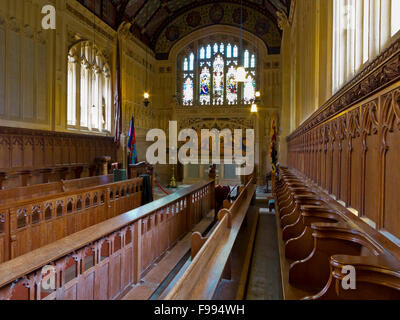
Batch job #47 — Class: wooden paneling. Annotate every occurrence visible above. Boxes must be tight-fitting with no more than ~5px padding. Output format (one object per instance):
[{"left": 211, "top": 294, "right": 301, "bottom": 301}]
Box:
[
  {"left": 287, "top": 36, "right": 400, "bottom": 241},
  {"left": 0, "top": 176, "right": 144, "bottom": 263},
  {"left": 0, "top": 126, "right": 117, "bottom": 189}
]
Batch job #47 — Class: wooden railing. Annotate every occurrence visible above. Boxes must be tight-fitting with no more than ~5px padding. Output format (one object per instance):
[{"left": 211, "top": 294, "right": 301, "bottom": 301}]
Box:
[
  {"left": 165, "top": 177, "right": 255, "bottom": 300},
  {"left": 0, "top": 180, "right": 215, "bottom": 300},
  {"left": 0, "top": 176, "right": 145, "bottom": 263},
  {"left": 129, "top": 162, "right": 154, "bottom": 191}
]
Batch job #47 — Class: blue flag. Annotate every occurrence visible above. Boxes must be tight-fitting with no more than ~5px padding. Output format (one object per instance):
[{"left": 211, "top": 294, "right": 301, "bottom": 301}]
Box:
[{"left": 127, "top": 116, "right": 138, "bottom": 165}]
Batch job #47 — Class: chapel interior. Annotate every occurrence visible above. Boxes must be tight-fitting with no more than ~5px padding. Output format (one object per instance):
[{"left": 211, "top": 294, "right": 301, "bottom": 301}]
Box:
[{"left": 0, "top": 0, "right": 399, "bottom": 301}]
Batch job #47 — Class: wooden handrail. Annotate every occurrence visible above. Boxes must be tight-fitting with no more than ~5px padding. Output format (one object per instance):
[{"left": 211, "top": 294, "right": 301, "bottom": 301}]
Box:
[
  {"left": 165, "top": 178, "right": 255, "bottom": 300},
  {"left": 0, "top": 177, "right": 141, "bottom": 210},
  {"left": 0, "top": 180, "right": 214, "bottom": 290}
]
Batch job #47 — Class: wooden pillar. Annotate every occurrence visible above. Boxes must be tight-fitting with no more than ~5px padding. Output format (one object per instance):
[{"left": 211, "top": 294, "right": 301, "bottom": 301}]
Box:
[
  {"left": 133, "top": 220, "right": 142, "bottom": 284},
  {"left": 0, "top": 173, "right": 8, "bottom": 190}
]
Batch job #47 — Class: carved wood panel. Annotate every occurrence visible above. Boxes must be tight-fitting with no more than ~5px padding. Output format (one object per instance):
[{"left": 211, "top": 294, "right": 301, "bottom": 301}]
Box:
[
  {"left": 0, "top": 127, "right": 117, "bottom": 188},
  {"left": 287, "top": 36, "right": 400, "bottom": 239},
  {"left": 381, "top": 88, "right": 400, "bottom": 237}
]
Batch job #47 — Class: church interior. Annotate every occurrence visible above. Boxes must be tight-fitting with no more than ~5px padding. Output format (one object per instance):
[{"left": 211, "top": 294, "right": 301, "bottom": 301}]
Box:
[{"left": 0, "top": 0, "right": 399, "bottom": 301}]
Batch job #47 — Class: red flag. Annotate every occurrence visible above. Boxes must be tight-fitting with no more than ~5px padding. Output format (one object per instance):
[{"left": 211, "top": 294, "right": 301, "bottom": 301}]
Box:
[{"left": 114, "top": 38, "right": 122, "bottom": 148}]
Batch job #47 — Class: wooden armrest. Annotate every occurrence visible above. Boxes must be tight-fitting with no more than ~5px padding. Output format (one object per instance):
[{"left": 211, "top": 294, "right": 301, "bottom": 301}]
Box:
[{"left": 331, "top": 254, "right": 400, "bottom": 272}]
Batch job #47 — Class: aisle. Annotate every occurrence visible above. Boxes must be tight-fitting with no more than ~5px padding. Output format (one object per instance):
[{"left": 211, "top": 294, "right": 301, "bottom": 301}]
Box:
[{"left": 246, "top": 209, "right": 283, "bottom": 300}]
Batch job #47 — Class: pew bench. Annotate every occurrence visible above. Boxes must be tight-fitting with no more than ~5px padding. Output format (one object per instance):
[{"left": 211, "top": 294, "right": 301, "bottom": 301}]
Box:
[
  {"left": 275, "top": 167, "right": 400, "bottom": 300},
  {"left": 0, "top": 180, "right": 216, "bottom": 300},
  {"left": 0, "top": 176, "right": 146, "bottom": 264},
  {"left": 0, "top": 163, "right": 94, "bottom": 190},
  {"left": 164, "top": 177, "right": 256, "bottom": 300}
]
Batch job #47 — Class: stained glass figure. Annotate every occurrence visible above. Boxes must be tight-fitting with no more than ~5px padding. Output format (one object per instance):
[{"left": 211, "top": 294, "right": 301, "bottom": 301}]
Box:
[
  {"left": 244, "top": 76, "right": 256, "bottom": 104},
  {"left": 183, "top": 77, "right": 194, "bottom": 106},
  {"left": 213, "top": 55, "right": 224, "bottom": 105},
  {"left": 226, "top": 66, "right": 238, "bottom": 105},
  {"left": 200, "top": 67, "right": 211, "bottom": 105},
  {"left": 183, "top": 58, "right": 188, "bottom": 71}
]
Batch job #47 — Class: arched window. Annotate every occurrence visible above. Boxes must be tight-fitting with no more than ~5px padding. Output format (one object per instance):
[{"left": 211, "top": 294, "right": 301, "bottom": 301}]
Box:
[
  {"left": 332, "top": 0, "right": 400, "bottom": 93},
  {"left": 179, "top": 40, "right": 257, "bottom": 106},
  {"left": 67, "top": 41, "right": 111, "bottom": 133}
]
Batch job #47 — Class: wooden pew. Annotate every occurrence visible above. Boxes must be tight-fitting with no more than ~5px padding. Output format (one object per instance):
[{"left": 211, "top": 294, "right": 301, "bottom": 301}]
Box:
[
  {"left": 0, "top": 182, "right": 64, "bottom": 205},
  {"left": 0, "top": 176, "right": 145, "bottom": 264},
  {"left": 164, "top": 177, "right": 256, "bottom": 300},
  {"left": 275, "top": 167, "right": 400, "bottom": 300},
  {"left": 0, "top": 163, "right": 93, "bottom": 190},
  {"left": 0, "top": 180, "right": 215, "bottom": 300},
  {"left": 62, "top": 175, "right": 115, "bottom": 192}
]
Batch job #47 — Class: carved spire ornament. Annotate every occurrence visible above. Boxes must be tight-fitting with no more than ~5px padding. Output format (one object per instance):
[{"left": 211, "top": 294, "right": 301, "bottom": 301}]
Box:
[{"left": 276, "top": 9, "right": 289, "bottom": 31}]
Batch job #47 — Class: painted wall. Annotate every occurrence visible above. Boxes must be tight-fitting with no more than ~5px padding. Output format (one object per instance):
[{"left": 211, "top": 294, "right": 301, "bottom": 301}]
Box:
[
  {"left": 279, "top": 0, "right": 333, "bottom": 166},
  {"left": 0, "top": 0, "right": 282, "bottom": 184},
  {"left": 0, "top": 0, "right": 159, "bottom": 168}
]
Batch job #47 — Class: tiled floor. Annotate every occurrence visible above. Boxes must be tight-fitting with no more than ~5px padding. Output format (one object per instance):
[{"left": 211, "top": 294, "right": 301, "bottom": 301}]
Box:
[{"left": 246, "top": 211, "right": 283, "bottom": 300}]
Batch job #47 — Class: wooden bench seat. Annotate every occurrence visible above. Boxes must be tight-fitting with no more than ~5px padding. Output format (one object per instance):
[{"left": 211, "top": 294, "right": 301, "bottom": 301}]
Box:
[
  {"left": 275, "top": 167, "right": 400, "bottom": 300},
  {"left": 164, "top": 176, "right": 256, "bottom": 300},
  {"left": 62, "top": 175, "right": 115, "bottom": 192}
]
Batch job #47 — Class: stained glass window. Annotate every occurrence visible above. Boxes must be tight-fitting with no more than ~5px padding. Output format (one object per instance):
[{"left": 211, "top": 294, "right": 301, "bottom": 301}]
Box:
[
  {"left": 226, "top": 66, "right": 237, "bottom": 105},
  {"left": 200, "top": 67, "right": 211, "bottom": 105},
  {"left": 183, "top": 77, "right": 194, "bottom": 106},
  {"left": 206, "top": 45, "right": 212, "bottom": 59},
  {"left": 214, "top": 43, "right": 219, "bottom": 54},
  {"left": 213, "top": 55, "right": 224, "bottom": 105},
  {"left": 244, "top": 50, "right": 250, "bottom": 68},
  {"left": 233, "top": 45, "right": 238, "bottom": 58},
  {"left": 227, "top": 44, "right": 232, "bottom": 58},
  {"left": 200, "top": 47, "right": 205, "bottom": 59},
  {"left": 251, "top": 54, "right": 256, "bottom": 68},
  {"left": 183, "top": 58, "right": 188, "bottom": 71},
  {"left": 180, "top": 41, "right": 257, "bottom": 106},
  {"left": 244, "top": 76, "right": 256, "bottom": 104},
  {"left": 189, "top": 53, "right": 194, "bottom": 71}
]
